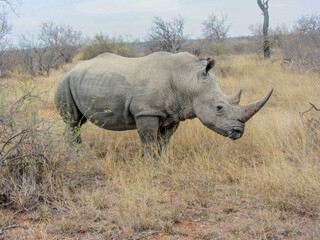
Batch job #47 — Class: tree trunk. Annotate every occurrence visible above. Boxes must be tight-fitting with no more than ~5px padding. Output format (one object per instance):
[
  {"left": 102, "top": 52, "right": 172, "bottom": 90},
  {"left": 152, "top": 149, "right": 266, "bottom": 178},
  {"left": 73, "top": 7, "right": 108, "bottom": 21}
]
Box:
[{"left": 257, "top": 0, "right": 270, "bottom": 58}]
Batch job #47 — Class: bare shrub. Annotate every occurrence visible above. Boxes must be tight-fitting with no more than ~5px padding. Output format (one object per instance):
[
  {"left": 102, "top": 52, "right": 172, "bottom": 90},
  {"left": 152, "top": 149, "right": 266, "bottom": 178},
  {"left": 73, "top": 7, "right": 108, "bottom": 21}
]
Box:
[
  {"left": 295, "top": 14, "right": 320, "bottom": 37},
  {"left": 39, "top": 21, "right": 83, "bottom": 63},
  {"left": 300, "top": 103, "right": 320, "bottom": 148},
  {"left": 232, "top": 39, "right": 250, "bottom": 54},
  {"left": 0, "top": 82, "right": 83, "bottom": 210},
  {"left": 292, "top": 14, "right": 320, "bottom": 71},
  {"left": 202, "top": 13, "right": 230, "bottom": 43},
  {"left": 18, "top": 22, "right": 82, "bottom": 76},
  {"left": 18, "top": 33, "right": 59, "bottom": 77},
  {"left": 186, "top": 39, "right": 210, "bottom": 57},
  {"left": 0, "top": 47, "right": 17, "bottom": 77},
  {"left": 18, "top": 34, "right": 40, "bottom": 76},
  {"left": 0, "top": 0, "right": 20, "bottom": 77},
  {"left": 200, "top": 13, "right": 230, "bottom": 57},
  {"left": 254, "top": 15, "right": 320, "bottom": 72},
  {"left": 247, "top": 23, "right": 264, "bottom": 54},
  {"left": 147, "top": 16, "right": 189, "bottom": 53}
]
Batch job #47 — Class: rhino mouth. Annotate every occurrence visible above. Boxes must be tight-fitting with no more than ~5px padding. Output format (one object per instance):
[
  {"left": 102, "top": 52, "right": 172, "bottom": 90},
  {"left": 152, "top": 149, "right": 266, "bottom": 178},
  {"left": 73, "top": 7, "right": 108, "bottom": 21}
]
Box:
[
  {"left": 228, "top": 129, "right": 243, "bottom": 140},
  {"left": 205, "top": 124, "right": 243, "bottom": 140}
]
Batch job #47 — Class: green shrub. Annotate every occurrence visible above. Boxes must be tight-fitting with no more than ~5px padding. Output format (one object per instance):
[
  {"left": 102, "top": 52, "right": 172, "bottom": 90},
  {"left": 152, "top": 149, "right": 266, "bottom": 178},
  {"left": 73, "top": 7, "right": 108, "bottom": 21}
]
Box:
[
  {"left": 210, "top": 42, "right": 226, "bottom": 56},
  {"left": 81, "top": 34, "right": 133, "bottom": 60}
]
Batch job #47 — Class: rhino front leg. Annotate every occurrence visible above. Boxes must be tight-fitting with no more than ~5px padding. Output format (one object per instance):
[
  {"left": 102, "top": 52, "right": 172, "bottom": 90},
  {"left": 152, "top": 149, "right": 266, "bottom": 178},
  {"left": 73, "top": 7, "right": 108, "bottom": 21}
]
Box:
[
  {"left": 158, "top": 122, "right": 180, "bottom": 154},
  {"left": 136, "top": 116, "right": 160, "bottom": 157}
]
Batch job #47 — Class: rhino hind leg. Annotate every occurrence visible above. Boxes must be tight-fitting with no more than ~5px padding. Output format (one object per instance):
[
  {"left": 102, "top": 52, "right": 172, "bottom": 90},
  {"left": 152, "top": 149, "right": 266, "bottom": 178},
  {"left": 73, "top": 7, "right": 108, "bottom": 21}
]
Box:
[
  {"left": 66, "top": 116, "right": 87, "bottom": 144},
  {"left": 157, "top": 122, "right": 180, "bottom": 154},
  {"left": 57, "top": 102, "right": 87, "bottom": 144},
  {"left": 55, "top": 76, "right": 88, "bottom": 145}
]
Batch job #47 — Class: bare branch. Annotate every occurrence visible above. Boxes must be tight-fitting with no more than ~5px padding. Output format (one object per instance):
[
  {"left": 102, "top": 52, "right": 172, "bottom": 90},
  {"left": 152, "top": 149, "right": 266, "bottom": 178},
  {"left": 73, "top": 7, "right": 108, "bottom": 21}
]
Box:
[
  {"left": 0, "top": 0, "right": 20, "bottom": 14},
  {"left": 0, "top": 129, "right": 31, "bottom": 157},
  {"left": 0, "top": 225, "right": 19, "bottom": 234},
  {"left": 0, "top": 10, "right": 11, "bottom": 41},
  {"left": 257, "top": 0, "right": 269, "bottom": 10},
  {"left": 300, "top": 103, "right": 320, "bottom": 116}
]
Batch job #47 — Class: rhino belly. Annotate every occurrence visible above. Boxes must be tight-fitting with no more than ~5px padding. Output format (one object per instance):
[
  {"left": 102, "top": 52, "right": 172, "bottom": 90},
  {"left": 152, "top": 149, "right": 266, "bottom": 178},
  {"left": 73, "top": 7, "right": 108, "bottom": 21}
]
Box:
[{"left": 84, "top": 102, "right": 136, "bottom": 131}]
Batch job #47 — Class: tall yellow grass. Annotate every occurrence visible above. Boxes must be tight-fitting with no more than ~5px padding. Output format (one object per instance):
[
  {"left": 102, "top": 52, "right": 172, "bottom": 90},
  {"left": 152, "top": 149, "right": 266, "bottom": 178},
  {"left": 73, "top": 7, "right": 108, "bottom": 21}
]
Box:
[{"left": 2, "top": 53, "right": 320, "bottom": 239}]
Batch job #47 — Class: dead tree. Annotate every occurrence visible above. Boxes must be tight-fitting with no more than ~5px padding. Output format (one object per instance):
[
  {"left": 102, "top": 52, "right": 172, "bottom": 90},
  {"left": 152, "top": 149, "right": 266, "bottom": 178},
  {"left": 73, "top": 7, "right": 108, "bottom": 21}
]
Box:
[{"left": 257, "top": 0, "right": 270, "bottom": 58}]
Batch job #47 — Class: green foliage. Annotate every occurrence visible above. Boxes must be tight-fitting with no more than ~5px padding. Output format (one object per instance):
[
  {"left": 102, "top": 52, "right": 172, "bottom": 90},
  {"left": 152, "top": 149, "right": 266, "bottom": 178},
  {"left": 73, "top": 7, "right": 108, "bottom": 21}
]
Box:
[
  {"left": 81, "top": 33, "right": 132, "bottom": 60},
  {"left": 210, "top": 42, "right": 226, "bottom": 56}
]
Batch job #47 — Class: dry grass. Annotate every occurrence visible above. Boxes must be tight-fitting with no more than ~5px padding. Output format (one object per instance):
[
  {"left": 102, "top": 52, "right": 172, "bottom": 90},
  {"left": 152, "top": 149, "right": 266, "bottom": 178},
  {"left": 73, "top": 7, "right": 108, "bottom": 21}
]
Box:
[{"left": 1, "top": 54, "right": 320, "bottom": 239}]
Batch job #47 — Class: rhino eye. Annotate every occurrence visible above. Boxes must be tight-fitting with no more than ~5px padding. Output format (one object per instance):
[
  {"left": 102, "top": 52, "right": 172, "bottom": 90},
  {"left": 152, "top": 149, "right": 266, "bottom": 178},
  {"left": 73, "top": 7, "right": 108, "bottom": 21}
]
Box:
[{"left": 216, "top": 105, "right": 223, "bottom": 111}]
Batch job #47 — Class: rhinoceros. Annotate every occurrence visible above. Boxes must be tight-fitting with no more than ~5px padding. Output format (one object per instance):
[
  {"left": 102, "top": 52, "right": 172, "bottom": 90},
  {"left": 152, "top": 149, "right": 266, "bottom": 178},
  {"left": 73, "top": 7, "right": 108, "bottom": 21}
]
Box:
[{"left": 54, "top": 52, "right": 272, "bottom": 155}]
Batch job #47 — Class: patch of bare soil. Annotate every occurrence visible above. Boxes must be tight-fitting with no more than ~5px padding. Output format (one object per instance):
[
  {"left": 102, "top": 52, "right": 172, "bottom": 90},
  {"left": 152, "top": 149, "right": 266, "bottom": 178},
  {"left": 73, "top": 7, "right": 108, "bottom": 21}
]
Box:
[{"left": 38, "top": 107, "right": 57, "bottom": 117}]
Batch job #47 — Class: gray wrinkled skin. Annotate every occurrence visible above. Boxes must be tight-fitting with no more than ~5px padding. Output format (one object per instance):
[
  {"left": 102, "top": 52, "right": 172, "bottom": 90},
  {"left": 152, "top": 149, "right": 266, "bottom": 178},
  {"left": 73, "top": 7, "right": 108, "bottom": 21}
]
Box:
[{"left": 54, "top": 52, "right": 272, "bottom": 156}]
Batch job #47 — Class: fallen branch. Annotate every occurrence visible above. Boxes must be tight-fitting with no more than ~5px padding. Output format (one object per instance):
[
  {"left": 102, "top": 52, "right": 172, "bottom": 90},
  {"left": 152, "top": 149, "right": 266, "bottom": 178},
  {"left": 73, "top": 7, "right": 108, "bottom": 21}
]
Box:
[
  {"left": 0, "top": 225, "right": 19, "bottom": 234},
  {"left": 299, "top": 102, "right": 320, "bottom": 116}
]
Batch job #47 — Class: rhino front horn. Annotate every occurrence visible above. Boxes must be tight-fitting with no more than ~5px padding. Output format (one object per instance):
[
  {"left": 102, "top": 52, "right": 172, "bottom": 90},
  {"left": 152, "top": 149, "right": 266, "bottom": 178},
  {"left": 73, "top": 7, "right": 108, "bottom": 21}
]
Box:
[{"left": 239, "top": 89, "right": 273, "bottom": 122}]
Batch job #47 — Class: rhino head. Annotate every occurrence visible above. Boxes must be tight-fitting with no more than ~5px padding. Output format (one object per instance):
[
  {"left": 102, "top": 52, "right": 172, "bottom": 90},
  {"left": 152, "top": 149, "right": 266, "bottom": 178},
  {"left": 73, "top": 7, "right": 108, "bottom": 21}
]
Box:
[{"left": 192, "top": 59, "right": 273, "bottom": 140}]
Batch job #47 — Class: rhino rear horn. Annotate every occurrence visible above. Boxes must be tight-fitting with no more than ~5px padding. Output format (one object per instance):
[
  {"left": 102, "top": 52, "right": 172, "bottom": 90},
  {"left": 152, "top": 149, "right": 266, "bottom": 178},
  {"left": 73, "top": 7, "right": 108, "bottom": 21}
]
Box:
[
  {"left": 239, "top": 89, "right": 273, "bottom": 122},
  {"left": 228, "top": 89, "right": 242, "bottom": 105}
]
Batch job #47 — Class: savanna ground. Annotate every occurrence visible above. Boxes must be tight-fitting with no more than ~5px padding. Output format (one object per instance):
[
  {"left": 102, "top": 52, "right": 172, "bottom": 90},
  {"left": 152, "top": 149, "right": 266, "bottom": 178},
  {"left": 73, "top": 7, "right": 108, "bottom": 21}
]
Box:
[{"left": 1, "top": 53, "right": 320, "bottom": 239}]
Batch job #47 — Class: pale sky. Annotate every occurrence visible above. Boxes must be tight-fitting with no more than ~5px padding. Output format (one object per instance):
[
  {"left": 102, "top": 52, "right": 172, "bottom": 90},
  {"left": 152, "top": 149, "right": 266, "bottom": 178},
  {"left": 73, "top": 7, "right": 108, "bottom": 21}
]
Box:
[{"left": 7, "top": 0, "right": 320, "bottom": 42}]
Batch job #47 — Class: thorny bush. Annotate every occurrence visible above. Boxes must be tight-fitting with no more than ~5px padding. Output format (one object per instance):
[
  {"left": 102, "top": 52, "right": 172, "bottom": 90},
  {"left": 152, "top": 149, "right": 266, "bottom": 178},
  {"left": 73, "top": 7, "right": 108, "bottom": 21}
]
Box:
[{"left": 0, "top": 82, "right": 84, "bottom": 210}]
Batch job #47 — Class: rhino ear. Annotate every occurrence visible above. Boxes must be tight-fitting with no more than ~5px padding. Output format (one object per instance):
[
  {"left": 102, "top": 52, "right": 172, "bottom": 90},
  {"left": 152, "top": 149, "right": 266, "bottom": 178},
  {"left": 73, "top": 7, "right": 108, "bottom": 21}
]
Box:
[
  {"left": 199, "top": 59, "right": 215, "bottom": 79},
  {"left": 205, "top": 59, "right": 215, "bottom": 74}
]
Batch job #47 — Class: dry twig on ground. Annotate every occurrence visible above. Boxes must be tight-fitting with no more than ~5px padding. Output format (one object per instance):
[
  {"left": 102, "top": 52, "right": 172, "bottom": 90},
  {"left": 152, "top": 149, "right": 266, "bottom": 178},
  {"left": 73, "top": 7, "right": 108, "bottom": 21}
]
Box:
[{"left": 299, "top": 102, "right": 320, "bottom": 116}]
